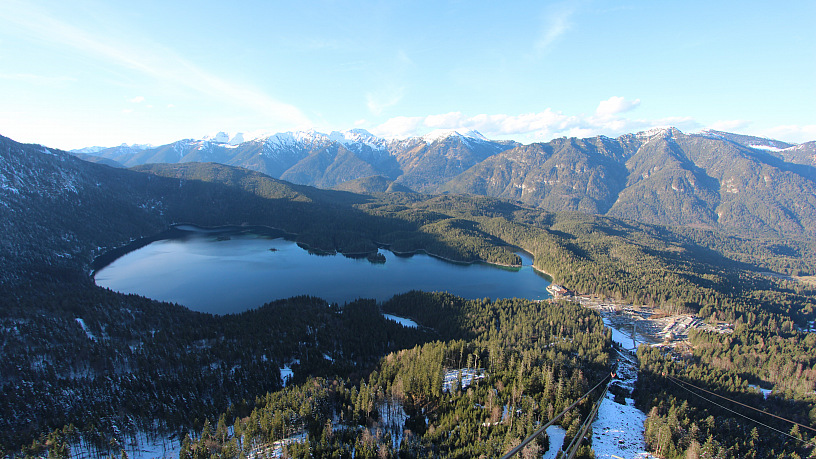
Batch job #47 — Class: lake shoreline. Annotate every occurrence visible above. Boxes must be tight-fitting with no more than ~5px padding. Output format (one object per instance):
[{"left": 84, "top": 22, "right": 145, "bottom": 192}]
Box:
[
  {"left": 93, "top": 227, "right": 552, "bottom": 314},
  {"left": 384, "top": 246, "right": 523, "bottom": 269},
  {"left": 93, "top": 223, "right": 529, "bottom": 275},
  {"left": 531, "top": 265, "right": 554, "bottom": 282}
]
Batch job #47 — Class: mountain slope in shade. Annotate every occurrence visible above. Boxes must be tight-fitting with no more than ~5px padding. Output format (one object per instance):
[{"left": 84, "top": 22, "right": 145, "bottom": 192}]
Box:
[
  {"left": 332, "top": 175, "right": 415, "bottom": 194},
  {"left": 70, "top": 153, "right": 126, "bottom": 168}
]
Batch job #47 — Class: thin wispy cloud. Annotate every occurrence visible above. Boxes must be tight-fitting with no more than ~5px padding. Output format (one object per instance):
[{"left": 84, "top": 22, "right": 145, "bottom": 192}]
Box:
[
  {"left": 535, "top": 2, "right": 578, "bottom": 54},
  {"left": 364, "top": 50, "right": 414, "bottom": 115},
  {"left": 366, "top": 86, "right": 405, "bottom": 115},
  {"left": 0, "top": 0, "right": 311, "bottom": 129},
  {"left": 129, "top": 96, "right": 145, "bottom": 104},
  {"left": 0, "top": 73, "right": 77, "bottom": 85}
]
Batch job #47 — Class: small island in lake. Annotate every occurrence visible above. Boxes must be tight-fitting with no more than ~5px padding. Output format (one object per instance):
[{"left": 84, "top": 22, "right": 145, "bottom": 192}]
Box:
[{"left": 367, "top": 252, "right": 386, "bottom": 264}]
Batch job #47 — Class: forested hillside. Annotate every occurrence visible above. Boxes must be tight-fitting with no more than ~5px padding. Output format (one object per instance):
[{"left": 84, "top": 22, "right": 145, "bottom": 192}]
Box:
[
  {"left": 636, "top": 330, "right": 816, "bottom": 458},
  {"left": 0, "top": 291, "right": 429, "bottom": 455},
  {"left": 178, "top": 292, "right": 614, "bottom": 459}
]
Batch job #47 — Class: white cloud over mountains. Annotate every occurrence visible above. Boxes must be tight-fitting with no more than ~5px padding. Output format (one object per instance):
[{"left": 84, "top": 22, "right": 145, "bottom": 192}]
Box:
[
  {"left": 369, "top": 106, "right": 816, "bottom": 144},
  {"left": 370, "top": 97, "right": 700, "bottom": 143},
  {"left": 595, "top": 96, "right": 641, "bottom": 116}
]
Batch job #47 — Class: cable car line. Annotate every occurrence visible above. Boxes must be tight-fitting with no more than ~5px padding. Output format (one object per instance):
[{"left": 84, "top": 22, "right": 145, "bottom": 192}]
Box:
[
  {"left": 665, "top": 375, "right": 816, "bottom": 434},
  {"left": 499, "top": 373, "right": 612, "bottom": 459},
  {"left": 665, "top": 376, "right": 814, "bottom": 446},
  {"left": 562, "top": 382, "right": 609, "bottom": 459}
]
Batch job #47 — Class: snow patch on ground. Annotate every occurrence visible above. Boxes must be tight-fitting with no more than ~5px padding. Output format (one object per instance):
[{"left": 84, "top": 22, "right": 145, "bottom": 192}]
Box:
[
  {"left": 592, "top": 392, "right": 652, "bottom": 458},
  {"left": 442, "top": 368, "right": 486, "bottom": 393},
  {"left": 382, "top": 313, "right": 418, "bottom": 328},
  {"left": 70, "top": 432, "right": 181, "bottom": 459},
  {"left": 378, "top": 398, "right": 409, "bottom": 448},
  {"left": 749, "top": 384, "right": 773, "bottom": 399},
  {"left": 248, "top": 432, "right": 308, "bottom": 459},
  {"left": 749, "top": 144, "right": 784, "bottom": 152},
  {"left": 603, "top": 317, "right": 645, "bottom": 351},
  {"left": 75, "top": 318, "right": 96, "bottom": 341},
  {"left": 591, "top": 322, "right": 654, "bottom": 458},
  {"left": 280, "top": 365, "right": 293, "bottom": 386},
  {"left": 542, "top": 425, "right": 567, "bottom": 459},
  {"left": 123, "top": 436, "right": 182, "bottom": 459}
]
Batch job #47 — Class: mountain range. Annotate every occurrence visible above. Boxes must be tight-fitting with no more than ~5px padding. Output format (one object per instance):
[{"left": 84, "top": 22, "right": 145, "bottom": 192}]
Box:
[{"left": 73, "top": 127, "right": 816, "bottom": 239}]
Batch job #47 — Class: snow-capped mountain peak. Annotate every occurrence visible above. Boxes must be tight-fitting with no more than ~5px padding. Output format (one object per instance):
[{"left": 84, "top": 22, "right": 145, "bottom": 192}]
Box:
[
  {"left": 635, "top": 127, "right": 674, "bottom": 139},
  {"left": 70, "top": 146, "right": 108, "bottom": 154},
  {"left": 203, "top": 132, "right": 231, "bottom": 144},
  {"left": 228, "top": 133, "right": 245, "bottom": 146},
  {"left": 70, "top": 143, "right": 153, "bottom": 154},
  {"left": 259, "top": 130, "right": 331, "bottom": 148},
  {"left": 328, "top": 129, "right": 387, "bottom": 149},
  {"left": 421, "top": 129, "right": 488, "bottom": 143}
]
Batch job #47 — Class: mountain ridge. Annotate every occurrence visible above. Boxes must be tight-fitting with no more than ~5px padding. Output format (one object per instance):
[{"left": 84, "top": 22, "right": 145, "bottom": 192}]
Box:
[{"left": 58, "top": 127, "right": 816, "bottom": 240}]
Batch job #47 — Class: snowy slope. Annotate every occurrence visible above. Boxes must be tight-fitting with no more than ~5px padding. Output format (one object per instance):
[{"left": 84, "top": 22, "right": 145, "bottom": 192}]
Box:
[{"left": 591, "top": 322, "right": 654, "bottom": 458}]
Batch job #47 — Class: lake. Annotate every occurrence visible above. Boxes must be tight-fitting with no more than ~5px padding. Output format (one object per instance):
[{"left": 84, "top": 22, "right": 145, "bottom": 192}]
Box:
[{"left": 94, "top": 227, "right": 551, "bottom": 314}]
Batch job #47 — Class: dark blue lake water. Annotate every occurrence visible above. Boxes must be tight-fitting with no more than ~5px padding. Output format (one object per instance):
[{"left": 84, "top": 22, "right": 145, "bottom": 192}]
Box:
[{"left": 94, "top": 228, "right": 551, "bottom": 314}]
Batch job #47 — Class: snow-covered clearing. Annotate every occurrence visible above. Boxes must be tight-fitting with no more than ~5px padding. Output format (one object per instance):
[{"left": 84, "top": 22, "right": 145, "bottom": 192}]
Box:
[
  {"left": 592, "top": 392, "right": 652, "bottom": 458},
  {"left": 382, "top": 313, "right": 418, "bottom": 328},
  {"left": 591, "top": 323, "right": 654, "bottom": 458},
  {"left": 69, "top": 431, "right": 181, "bottom": 459},
  {"left": 442, "top": 368, "right": 486, "bottom": 393},
  {"left": 378, "top": 398, "right": 409, "bottom": 448},
  {"left": 280, "top": 365, "right": 293, "bottom": 386},
  {"left": 603, "top": 317, "right": 647, "bottom": 351},
  {"left": 749, "top": 384, "right": 773, "bottom": 399},
  {"left": 541, "top": 425, "right": 566, "bottom": 459},
  {"left": 749, "top": 144, "right": 784, "bottom": 152},
  {"left": 279, "top": 359, "right": 300, "bottom": 386},
  {"left": 248, "top": 432, "right": 308, "bottom": 459}
]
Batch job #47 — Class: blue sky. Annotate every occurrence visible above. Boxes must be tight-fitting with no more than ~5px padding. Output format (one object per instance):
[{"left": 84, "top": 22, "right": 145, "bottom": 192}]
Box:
[{"left": 1, "top": 0, "right": 814, "bottom": 149}]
